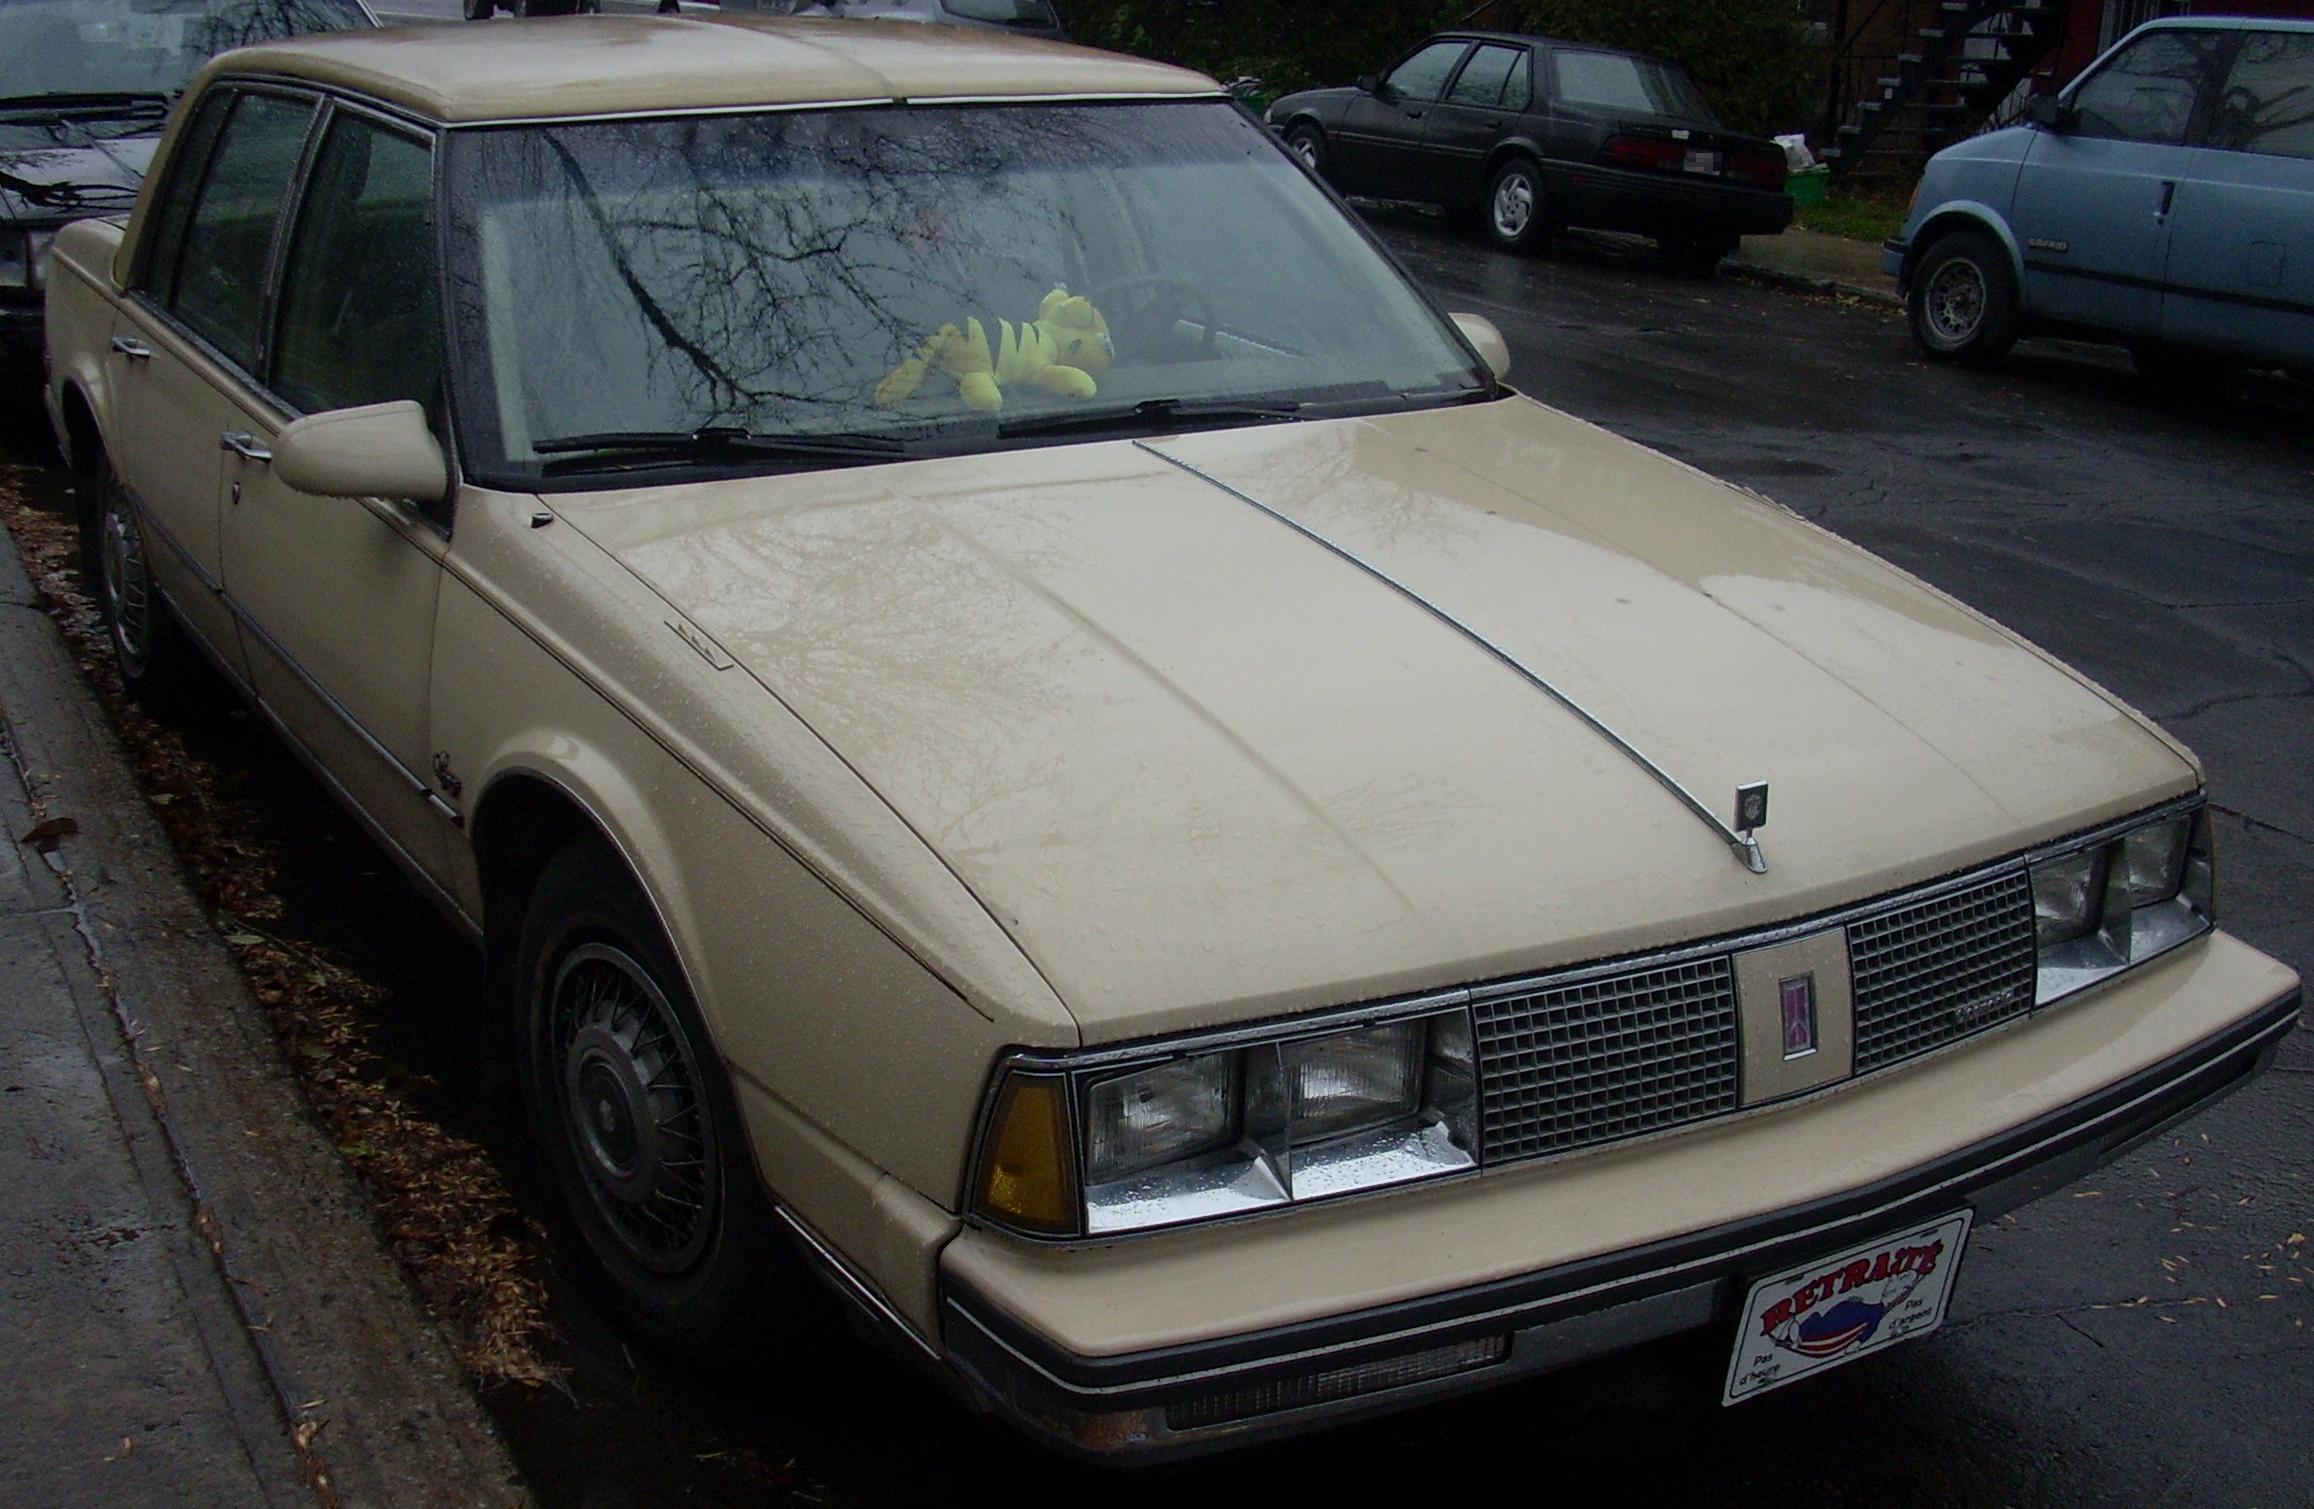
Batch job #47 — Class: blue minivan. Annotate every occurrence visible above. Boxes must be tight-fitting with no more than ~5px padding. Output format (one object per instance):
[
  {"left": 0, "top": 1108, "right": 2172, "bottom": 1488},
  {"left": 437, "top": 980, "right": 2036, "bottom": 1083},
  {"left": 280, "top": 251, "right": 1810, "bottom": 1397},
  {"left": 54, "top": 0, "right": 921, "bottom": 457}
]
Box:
[{"left": 1884, "top": 18, "right": 2313, "bottom": 381}]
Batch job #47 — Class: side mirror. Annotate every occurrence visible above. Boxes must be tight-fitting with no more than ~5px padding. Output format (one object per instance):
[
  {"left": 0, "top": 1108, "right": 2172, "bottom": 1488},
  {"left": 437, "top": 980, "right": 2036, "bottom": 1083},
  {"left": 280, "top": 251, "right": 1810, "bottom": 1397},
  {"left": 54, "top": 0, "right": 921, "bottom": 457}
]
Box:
[
  {"left": 2025, "top": 94, "right": 2069, "bottom": 131},
  {"left": 272, "top": 400, "right": 449, "bottom": 506},
  {"left": 1356, "top": 73, "right": 1381, "bottom": 95},
  {"left": 1450, "top": 312, "right": 1512, "bottom": 381}
]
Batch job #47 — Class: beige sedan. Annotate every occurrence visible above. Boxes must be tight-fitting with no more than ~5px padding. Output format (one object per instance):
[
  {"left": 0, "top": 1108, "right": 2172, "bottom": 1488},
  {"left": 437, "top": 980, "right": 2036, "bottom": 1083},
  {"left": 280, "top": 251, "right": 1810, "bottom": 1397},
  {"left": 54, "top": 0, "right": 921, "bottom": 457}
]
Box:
[{"left": 40, "top": 16, "right": 2300, "bottom": 1459}]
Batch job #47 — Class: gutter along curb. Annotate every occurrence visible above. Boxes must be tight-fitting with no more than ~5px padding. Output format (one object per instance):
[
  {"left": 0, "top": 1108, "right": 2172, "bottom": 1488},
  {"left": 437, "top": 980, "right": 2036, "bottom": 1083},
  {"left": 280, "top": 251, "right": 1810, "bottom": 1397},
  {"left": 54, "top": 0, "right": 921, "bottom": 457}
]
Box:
[{"left": 0, "top": 511, "right": 529, "bottom": 1507}]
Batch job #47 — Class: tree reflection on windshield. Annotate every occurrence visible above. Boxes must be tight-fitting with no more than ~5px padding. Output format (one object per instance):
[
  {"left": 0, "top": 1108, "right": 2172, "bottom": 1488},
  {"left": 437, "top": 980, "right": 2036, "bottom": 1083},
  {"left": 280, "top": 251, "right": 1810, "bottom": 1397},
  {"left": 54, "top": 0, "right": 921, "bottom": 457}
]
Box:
[{"left": 443, "top": 101, "right": 1486, "bottom": 482}]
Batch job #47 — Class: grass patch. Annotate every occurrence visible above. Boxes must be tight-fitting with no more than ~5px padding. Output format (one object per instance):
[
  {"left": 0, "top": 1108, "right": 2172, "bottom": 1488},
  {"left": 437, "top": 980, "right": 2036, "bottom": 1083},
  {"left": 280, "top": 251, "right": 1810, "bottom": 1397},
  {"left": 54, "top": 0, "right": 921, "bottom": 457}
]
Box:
[{"left": 1794, "top": 190, "right": 1912, "bottom": 245}]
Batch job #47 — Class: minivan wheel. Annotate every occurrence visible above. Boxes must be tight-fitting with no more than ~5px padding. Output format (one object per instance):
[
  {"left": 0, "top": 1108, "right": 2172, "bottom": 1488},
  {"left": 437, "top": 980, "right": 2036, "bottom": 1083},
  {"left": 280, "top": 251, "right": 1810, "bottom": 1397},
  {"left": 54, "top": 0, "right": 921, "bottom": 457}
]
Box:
[
  {"left": 1484, "top": 157, "right": 1550, "bottom": 253},
  {"left": 516, "top": 839, "right": 805, "bottom": 1366},
  {"left": 91, "top": 456, "right": 197, "bottom": 707},
  {"left": 1909, "top": 229, "right": 2019, "bottom": 366}
]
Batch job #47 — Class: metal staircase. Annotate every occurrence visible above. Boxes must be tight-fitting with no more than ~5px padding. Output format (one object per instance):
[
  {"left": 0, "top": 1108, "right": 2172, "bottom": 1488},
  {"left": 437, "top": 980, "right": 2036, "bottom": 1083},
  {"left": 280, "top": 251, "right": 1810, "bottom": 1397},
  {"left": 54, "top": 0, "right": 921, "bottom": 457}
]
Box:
[{"left": 1824, "top": 0, "right": 2070, "bottom": 187}]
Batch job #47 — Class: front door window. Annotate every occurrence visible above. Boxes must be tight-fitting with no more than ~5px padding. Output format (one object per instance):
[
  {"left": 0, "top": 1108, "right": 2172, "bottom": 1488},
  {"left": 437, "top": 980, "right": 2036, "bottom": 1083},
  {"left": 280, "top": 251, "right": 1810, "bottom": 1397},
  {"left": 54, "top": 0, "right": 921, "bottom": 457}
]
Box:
[
  {"left": 1385, "top": 41, "right": 1469, "bottom": 103},
  {"left": 272, "top": 114, "right": 444, "bottom": 429}
]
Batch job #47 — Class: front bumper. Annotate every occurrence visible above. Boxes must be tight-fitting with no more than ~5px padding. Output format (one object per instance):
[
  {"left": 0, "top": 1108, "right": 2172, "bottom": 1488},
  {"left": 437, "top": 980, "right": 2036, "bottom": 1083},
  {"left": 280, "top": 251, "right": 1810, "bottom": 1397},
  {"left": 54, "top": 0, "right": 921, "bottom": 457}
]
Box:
[
  {"left": 938, "top": 938, "right": 2298, "bottom": 1462},
  {"left": 1882, "top": 235, "right": 1911, "bottom": 286},
  {"left": 0, "top": 299, "right": 41, "bottom": 389}
]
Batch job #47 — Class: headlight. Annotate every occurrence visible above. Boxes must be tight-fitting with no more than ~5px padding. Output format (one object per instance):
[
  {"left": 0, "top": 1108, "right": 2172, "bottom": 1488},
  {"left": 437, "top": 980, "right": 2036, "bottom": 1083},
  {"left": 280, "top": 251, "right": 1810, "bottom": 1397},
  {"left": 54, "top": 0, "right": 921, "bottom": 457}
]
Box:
[
  {"left": 2031, "top": 802, "right": 2213, "bottom": 1005},
  {"left": 0, "top": 228, "right": 58, "bottom": 292},
  {"left": 974, "top": 1004, "right": 1479, "bottom": 1237}
]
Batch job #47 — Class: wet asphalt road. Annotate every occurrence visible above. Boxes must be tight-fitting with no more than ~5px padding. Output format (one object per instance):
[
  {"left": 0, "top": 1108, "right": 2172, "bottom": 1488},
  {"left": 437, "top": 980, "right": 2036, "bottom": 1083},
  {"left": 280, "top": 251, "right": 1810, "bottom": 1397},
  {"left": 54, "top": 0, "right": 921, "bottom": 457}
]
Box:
[{"left": 6, "top": 218, "right": 2308, "bottom": 1506}]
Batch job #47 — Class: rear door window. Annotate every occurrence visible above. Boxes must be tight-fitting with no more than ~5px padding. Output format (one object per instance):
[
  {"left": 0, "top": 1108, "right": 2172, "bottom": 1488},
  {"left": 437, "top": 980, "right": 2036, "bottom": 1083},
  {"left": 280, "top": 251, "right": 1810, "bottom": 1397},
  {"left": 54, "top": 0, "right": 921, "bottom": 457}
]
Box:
[
  {"left": 2208, "top": 31, "right": 2314, "bottom": 159},
  {"left": 165, "top": 91, "right": 317, "bottom": 369},
  {"left": 1447, "top": 44, "right": 1529, "bottom": 110}
]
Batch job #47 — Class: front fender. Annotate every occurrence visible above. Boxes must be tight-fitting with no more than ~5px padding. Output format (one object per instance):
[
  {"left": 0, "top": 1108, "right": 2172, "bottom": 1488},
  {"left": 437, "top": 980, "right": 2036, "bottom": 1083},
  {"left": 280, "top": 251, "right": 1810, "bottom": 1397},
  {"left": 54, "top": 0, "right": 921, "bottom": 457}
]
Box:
[{"left": 1895, "top": 203, "right": 2028, "bottom": 306}]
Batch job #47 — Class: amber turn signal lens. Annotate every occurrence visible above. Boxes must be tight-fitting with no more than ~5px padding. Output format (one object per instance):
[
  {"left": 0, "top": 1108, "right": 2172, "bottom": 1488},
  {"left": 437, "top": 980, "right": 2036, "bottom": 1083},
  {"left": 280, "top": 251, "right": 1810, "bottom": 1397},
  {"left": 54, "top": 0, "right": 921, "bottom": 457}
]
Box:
[{"left": 976, "top": 1074, "right": 1076, "bottom": 1235}]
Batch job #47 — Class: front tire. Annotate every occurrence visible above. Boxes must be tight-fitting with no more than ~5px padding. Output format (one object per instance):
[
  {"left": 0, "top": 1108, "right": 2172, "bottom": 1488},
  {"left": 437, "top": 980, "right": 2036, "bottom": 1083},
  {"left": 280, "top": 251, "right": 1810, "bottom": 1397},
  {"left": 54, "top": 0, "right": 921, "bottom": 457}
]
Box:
[
  {"left": 1483, "top": 157, "right": 1550, "bottom": 253},
  {"left": 1909, "top": 229, "right": 2020, "bottom": 367},
  {"left": 1285, "top": 122, "right": 1327, "bottom": 177},
  {"left": 516, "top": 839, "right": 804, "bottom": 1366}
]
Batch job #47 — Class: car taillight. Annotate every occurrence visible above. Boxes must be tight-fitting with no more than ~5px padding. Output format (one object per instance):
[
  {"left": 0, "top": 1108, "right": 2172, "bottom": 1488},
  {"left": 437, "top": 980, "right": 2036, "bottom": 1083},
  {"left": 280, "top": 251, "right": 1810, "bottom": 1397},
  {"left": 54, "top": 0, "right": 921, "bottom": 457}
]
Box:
[
  {"left": 1733, "top": 147, "right": 1787, "bottom": 189},
  {"left": 1601, "top": 134, "right": 1687, "bottom": 173}
]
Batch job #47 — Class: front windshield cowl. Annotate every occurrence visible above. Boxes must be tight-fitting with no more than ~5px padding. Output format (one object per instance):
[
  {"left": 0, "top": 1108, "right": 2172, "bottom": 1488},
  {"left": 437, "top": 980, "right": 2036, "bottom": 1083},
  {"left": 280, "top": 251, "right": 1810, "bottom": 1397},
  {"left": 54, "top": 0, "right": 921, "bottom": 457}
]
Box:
[{"left": 442, "top": 99, "right": 1493, "bottom": 489}]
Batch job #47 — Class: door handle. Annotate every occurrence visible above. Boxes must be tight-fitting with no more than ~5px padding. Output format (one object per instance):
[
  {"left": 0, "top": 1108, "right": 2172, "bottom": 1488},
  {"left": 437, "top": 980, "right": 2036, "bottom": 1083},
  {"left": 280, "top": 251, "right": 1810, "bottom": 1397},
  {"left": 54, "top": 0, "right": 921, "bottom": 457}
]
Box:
[
  {"left": 109, "top": 335, "right": 152, "bottom": 360},
  {"left": 219, "top": 431, "right": 272, "bottom": 463},
  {"left": 2156, "top": 180, "right": 2176, "bottom": 219}
]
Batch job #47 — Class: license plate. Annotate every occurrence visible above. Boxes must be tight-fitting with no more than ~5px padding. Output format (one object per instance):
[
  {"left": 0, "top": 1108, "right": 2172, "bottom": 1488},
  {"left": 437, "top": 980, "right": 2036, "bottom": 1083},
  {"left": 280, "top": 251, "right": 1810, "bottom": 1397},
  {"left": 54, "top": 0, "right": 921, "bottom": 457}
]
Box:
[
  {"left": 1683, "top": 148, "right": 1721, "bottom": 174},
  {"left": 1723, "top": 1209, "right": 1973, "bottom": 1403}
]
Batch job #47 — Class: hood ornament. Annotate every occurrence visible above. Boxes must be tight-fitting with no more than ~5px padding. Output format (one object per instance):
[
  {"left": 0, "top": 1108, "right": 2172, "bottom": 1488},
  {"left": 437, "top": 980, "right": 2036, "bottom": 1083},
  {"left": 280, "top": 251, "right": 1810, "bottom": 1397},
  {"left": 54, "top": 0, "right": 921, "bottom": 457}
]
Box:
[{"left": 1734, "top": 782, "right": 1769, "bottom": 875}]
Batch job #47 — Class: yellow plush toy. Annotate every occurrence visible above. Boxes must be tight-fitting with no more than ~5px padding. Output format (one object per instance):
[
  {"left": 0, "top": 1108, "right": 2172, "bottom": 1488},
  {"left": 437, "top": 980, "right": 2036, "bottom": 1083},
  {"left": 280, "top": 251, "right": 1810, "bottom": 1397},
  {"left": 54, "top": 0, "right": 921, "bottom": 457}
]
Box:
[{"left": 874, "top": 286, "right": 1114, "bottom": 412}]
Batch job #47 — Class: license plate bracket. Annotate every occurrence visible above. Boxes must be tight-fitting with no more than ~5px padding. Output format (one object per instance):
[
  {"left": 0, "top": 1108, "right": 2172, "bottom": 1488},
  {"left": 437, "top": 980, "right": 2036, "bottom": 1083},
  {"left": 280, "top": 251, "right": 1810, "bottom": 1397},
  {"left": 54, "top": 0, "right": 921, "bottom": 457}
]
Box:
[{"left": 1723, "top": 1209, "right": 1973, "bottom": 1403}]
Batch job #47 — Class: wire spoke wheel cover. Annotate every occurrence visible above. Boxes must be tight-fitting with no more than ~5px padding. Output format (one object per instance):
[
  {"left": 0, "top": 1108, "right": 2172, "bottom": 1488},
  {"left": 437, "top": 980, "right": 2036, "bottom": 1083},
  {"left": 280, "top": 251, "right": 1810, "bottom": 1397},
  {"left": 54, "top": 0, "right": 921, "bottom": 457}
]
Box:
[
  {"left": 547, "top": 942, "right": 719, "bottom": 1274},
  {"left": 99, "top": 487, "right": 156, "bottom": 677}
]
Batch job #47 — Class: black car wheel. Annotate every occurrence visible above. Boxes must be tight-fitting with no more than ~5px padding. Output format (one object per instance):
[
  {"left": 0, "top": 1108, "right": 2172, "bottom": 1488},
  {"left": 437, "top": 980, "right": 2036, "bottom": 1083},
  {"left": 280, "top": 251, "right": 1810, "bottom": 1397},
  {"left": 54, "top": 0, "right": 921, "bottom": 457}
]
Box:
[
  {"left": 90, "top": 456, "right": 196, "bottom": 707},
  {"left": 1285, "top": 122, "right": 1326, "bottom": 177},
  {"left": 1483, "top": 157, "right": 1549, "bottom": 253},
  {"left": 516, "top": 839, "right": 804, "bottom": 1365},
  {"left": 1658, "top": 231, "right": 1739, "bottom": 276},
  {"left": 1909, "top": 229, "right": 2019, "bottom": 367}
]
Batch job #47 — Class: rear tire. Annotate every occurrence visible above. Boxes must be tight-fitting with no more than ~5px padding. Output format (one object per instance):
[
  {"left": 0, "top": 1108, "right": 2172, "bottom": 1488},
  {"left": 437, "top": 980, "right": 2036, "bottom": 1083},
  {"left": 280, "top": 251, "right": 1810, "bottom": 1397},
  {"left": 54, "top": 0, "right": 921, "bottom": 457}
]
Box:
[
  {"left": 515, "top": 838, "right": 808, "bottom": 1368},
  {"left": 1483, "top": 157, "right": 1550, "bottom": 253},
  {"left": 1908, "top": 229, "right": 2019, "bottom": 367},
  {"left": 90, "top": 455, "right": 198, "bottom": 710}
]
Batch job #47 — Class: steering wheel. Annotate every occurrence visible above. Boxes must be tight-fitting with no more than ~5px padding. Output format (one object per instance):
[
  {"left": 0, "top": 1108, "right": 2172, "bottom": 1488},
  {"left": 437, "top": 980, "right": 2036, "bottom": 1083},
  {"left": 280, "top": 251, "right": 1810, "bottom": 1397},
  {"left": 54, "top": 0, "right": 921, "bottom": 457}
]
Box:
[{"left": 1087, "top": 276, "right": 1218, "bottom": 364}]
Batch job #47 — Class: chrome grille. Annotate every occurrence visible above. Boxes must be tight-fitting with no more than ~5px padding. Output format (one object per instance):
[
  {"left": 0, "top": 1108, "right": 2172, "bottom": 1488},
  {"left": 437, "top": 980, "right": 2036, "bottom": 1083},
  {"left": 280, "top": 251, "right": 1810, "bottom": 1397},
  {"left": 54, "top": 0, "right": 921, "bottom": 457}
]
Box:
[
  {"left": 1475, "top": 958, "right": 1738, "bottom": 1163},
  {"left": 1472, "top": 866, "right": 2040, "bottom": 1168},
  {"left": 1850, "top": 869, "right": 2037, "bottom": 1070}
]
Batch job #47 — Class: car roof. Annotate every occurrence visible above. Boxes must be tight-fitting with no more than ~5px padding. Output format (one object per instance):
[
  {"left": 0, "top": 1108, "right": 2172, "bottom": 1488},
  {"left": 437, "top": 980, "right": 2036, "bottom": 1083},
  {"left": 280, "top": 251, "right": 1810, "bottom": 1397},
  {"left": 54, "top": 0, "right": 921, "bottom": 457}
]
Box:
[
  {"left": 2133, "top": 13, "right": 2314, "bottom": 30},
  {"left": 196, "top": 15, "right": 1216, "bottom": 125},
  {"left": 1422, "top": 30, "right": 1685, "bottom": 68}
]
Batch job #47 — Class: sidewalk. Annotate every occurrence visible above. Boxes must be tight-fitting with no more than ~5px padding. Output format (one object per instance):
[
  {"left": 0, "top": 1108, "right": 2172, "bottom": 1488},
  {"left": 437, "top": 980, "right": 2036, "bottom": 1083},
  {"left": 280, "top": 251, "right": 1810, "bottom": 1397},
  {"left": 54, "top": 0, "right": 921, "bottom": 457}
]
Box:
[
  {"left": 1733, "top": 225, "right": 1901, "bottom": 307},
  {"left": 0, "top": 528, "right": 526, "bottom": 1506}
]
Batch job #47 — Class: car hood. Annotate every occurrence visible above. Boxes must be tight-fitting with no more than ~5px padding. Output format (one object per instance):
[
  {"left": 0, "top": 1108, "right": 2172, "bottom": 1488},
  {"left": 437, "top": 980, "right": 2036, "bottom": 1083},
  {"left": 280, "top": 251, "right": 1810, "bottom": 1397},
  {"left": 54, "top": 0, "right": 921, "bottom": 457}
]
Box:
[
  {"left": 0, "top": 117, "right": 159, "bottom": 221},
  {"left": 556, "top": 399, "right": 2194, "bottom": 1040}
]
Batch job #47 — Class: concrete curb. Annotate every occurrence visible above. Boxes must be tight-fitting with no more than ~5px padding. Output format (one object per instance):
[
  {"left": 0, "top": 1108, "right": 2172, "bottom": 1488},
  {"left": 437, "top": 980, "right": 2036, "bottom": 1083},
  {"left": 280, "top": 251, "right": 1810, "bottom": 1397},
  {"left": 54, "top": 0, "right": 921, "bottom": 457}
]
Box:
[
  {"left": 0, "top": 518, "right": 529, "bottom": 1507},
  {"left": 1726, "top": 257, "right": 1903, "bottom": 310}
]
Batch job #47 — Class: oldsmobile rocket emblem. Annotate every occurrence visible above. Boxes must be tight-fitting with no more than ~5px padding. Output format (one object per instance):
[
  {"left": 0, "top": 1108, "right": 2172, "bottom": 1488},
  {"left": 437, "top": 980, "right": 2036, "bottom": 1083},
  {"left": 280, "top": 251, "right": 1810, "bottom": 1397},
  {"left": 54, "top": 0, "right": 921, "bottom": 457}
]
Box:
[{"left": 1779, "top": 973, "right": 1818, "bottom": 1059}]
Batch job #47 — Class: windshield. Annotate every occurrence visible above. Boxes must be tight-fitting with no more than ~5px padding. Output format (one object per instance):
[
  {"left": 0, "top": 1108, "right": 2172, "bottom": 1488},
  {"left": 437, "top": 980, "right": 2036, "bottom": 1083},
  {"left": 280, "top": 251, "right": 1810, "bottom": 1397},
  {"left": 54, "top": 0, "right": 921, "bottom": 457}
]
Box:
[
  {"left": 0, "top": 0, "right": 370, "bottom": 103},
  {"left": 442, "top": 101, "right": 1491, "bottom": 486},
  {"left": 1551, "top": 49, "right": 1719, "bottom": 124}
]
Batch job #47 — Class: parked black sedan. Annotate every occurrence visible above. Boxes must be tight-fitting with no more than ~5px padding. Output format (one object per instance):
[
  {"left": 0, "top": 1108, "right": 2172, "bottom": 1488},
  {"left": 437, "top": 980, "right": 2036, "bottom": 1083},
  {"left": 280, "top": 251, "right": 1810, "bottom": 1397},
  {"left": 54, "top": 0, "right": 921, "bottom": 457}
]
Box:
[
  {"left": 0, "top": 0, "right": 374, "bottom": 389},
  {"left": 1267, "top": 31, "right": 1792, "bottom": 271}
]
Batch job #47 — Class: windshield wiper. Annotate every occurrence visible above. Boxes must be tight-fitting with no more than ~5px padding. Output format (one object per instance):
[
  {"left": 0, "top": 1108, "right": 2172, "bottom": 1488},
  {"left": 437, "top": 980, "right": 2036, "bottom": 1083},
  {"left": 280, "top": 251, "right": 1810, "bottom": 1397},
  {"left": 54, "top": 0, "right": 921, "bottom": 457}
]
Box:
[
  {"left": 533, "top": 426, "right": 907, "bottom": 474},
  {"left": 0, "top": 91, "right": 171, "bottom": 114},
  {"left": 997, "top": 397, "right": 1304, "bottom": 441}
]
